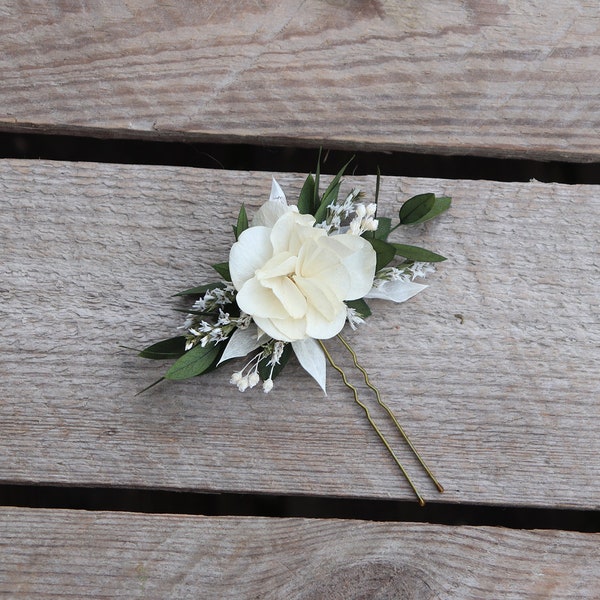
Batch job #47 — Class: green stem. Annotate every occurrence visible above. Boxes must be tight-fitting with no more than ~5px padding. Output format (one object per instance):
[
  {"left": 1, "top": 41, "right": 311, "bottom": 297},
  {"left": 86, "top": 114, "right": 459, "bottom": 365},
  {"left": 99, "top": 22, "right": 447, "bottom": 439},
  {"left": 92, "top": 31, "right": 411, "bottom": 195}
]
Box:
[
  {"left": 318, "top": 340, "right": 426, "bottom": 506},
  {"left": 337, "top": 334, "right": 444, "bottom": 493},
  {"left": 387, "top": 222, "right": 402, "bottom": 235}
]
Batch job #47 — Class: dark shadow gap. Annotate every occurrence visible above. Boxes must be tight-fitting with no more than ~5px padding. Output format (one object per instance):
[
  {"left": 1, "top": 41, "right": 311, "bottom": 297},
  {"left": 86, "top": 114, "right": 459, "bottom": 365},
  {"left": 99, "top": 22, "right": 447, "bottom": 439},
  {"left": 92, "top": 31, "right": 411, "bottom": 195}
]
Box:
[
  {"left": 0, "top": 485, "right": 597, "bottom": 533},
  {"left": 2, "top": 132, "right": 599, "bottom": 184}
]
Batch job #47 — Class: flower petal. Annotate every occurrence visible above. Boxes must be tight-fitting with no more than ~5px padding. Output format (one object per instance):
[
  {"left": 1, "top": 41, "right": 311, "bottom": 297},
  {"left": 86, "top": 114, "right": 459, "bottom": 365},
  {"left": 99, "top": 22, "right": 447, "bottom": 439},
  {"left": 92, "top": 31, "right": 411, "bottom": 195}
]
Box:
[
  {"left": 294, "top": 275, "right": 340, "bottom": 321},
  {"left": 270, "top": 277, "right": 307, "bottom": 319},
  {"left": 330, "top": 234, "right": 377, "bottom": 299},
  {"left": 252, "top": 201, "right": 291, "bottom": 228},
  {"left": 251, "top": 178, "right": 289, "bottom": 228},
  {"left": 269, "top": 177, "right": 286, "bottom": 203},
  {"left": 236, "top": 278, "right": 288, "bottom": 319},
  {"left": 365, "top": 280, "right": 427, "bottom": 302},
  {"left": 229, "top": 226, "right": 273, "bottom": 290},
  {"left": 297, "top": 237, "right": 351, "bottom": 299},
  {"left": 256, "top": 252, "right": 296, "bottom": 279},
  {"left": 292, "top": 338, "right": 327, "bottom": 394},
  {"left": 270, "top": 210, "right": 316, "bottom": 255},
  {"left": 217, "top": 326, "right": 263, "bottom": 365},
  {"left": 253, "top": 315, "right": 306, "bottom": 343},
  {"left": 305, "top": 303, "right": 347, "bottom": 339}
]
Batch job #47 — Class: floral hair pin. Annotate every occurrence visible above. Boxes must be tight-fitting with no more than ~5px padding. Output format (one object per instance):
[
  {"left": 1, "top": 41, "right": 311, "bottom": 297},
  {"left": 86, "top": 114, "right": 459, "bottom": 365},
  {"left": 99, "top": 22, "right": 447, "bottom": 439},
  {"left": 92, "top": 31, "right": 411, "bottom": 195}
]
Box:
[{"left": 138, "top": 158, "right": 450, "bottom": 505}]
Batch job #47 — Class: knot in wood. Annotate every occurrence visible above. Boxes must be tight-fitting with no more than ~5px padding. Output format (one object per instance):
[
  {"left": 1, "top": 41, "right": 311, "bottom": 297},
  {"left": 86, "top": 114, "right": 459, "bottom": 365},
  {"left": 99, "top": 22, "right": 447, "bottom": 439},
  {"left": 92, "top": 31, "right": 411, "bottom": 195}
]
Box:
[{"left": 298, "top": 560, "right": 438, "bottom": 600}]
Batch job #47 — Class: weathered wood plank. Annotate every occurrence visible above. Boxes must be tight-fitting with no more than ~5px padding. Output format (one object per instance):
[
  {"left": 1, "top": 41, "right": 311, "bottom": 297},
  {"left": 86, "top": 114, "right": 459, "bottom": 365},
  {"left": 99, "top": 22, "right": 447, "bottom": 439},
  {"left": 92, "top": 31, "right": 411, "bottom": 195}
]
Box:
[
  {"left": 1, "top": 159, "right": 599, "bottom": 508},
  {"left": 1, "top": 508, "right": 598, "bottom": 599},
  {"left": 1, "top": 1, "right": 599, "bottom": 161}
]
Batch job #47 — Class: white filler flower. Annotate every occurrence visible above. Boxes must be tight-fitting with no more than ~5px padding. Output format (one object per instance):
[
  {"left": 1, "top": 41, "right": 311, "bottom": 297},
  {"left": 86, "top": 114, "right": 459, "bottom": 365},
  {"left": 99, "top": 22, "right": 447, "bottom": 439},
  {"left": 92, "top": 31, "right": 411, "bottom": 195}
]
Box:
[{"left": 229, "top": 181, "right": 376, "bottom": 343}]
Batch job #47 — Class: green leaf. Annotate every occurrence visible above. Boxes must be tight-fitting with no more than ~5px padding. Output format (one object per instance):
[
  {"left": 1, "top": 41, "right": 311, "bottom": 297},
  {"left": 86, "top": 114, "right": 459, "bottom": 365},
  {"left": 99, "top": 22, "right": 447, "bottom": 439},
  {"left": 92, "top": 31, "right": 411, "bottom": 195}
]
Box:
[
  {"left": 345, "top": 298, "right": 372, "bottom": 319},
  {"left": 312, "top": 148, "right": 322, "bottom": 213},
  {"left": 391, "top": 243, "right": 447, "bottom": 262},
  {"left": 368, "top": 238, "right": 396, "bottom": 272},
  {"left": 212, "top": 262, "right": 231, "bottom": 281},
  {"left": 298, "top": 173, "right": 315, "bottom": 215},
  {"left": 233, "top": 204, "right": 248, "bottom": 240},
  {"left": 399, "top": 193, "right": 435, "bottom": 224},
  {"left": 174, "top": 282, "right": 225, "bottom": 297},
  {"left": 410, "top": 195, "right": 451, "bottom": 224},
  {"left": 399, "top": 194, "right": 451, "bottom": 225},
  {"left": 258, "top": 343, "right": 293, "bottom": 382},
  {"left": 314, "top": 156, "right": 354, "bottom": 223},
  {"left": 139, "top": 336, "right": 188, "bottom": 360},
  {"left": 374, "top": 217, "right": 392, "bottom": 241},
  {"left": 135, "top": 377, "right": 165, "bottom": 396},
  {"left": 415, "top": 195, "right": 451, "bottom": 223},
  {"left": 165, "top": 342, "right": 222, "bottom": 380}
]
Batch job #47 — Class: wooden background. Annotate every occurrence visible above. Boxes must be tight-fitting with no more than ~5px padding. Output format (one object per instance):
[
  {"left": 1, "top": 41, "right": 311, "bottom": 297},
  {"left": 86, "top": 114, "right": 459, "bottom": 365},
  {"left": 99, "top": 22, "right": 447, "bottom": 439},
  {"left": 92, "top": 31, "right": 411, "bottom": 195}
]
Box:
[
  {"left": 1, "top": 1, "right": 599, "bottom": 598},
  {"left": 2, "top": 0, "right": 599, "bottom": 160}
]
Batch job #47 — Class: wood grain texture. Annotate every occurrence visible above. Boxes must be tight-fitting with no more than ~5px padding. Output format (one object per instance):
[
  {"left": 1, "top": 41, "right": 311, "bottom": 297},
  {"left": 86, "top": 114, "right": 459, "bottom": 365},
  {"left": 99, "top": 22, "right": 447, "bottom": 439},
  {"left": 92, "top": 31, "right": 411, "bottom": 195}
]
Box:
[
  {"left": 1, "top": 1, "right": 599, "bottom": 160},
  {"left": 1, "top": 159, "right": 599, "bottom": 508},
  {"left": 1, "top": 508, "right": 598, "bottom": 599}
]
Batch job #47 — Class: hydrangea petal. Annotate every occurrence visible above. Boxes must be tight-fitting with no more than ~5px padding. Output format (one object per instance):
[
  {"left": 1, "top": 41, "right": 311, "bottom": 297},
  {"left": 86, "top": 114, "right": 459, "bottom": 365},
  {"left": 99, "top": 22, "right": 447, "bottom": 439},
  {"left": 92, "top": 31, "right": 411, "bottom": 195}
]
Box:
[
  {"left": 254, "top": 315, "right": 306, "bottom": 343},
  {"left": 294, "top": 276, "right": 339, "bottom": 321},
  {"left": 270, "top": 210, "right": 316, "bottom": 254},
  {"left": 251, "top": 180, "right": 289, "bottom": 228},
  {"left": 253, "top": 202, "right": 290, "bottom": 228},
  {"left": 270, "top": 276, "right": 307, "bottom": 319},
  {"left": 297, "top": 238, "right": 351, "bottom": 298},
  {"left": 229, "top": 226, "right": 273, "bottom": 289},
  {"left": 236, "top": 277, "right": 288, "bottom": 319},
  {"left": 329, "top": 234, "right": 377, "bottom": 299},
  {"left": 257, "top": 252, "right": 297, "bottom": 280},
  {"left": 291, "top": 338, "right": 327, "bottom": 394},
  {"left": 305, "top": 303, "right": 347, "bottom": 340}
]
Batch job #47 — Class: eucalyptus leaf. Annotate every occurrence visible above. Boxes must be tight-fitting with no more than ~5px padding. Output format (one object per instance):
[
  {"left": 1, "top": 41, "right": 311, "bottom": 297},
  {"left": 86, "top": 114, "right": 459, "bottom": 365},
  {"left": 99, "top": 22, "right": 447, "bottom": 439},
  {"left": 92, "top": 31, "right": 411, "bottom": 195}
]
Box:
[
  {"left": 139, "top": 336, "right": 187, "bottom": 359},
  {"left": 410, "top": 196, "right": 451, "bottom": 224},
  {"left": 312, "top": 147, "right": 322, "bottom": 214},
  {"left": 399, "top": 193, "right": 435, "bottom": 224},
  {"left": 258, "top": 343, "right": 292, "bottom": 381},
  {"left": 233, "top": 204, "right": 248, "bottom": 240},
  {"left": 298, "top": 173, "right": 315, "bottom": 214},
  {"left": 212, "top": 262, "right": 231, "bottom": 281},
  {"left": 374, "top": 217, "right": 392, "bottom": 241},
  {"left": 345, "top": 298, "right": 372, "bottom": 319},
  {"left": 368, "top": 238, "right": 396, "bottom": 272},
  {"left": 174, "top": 282, "right": 225, "bottom": 297},
  {"left": 314, "top": 157, "right": 354, "bottom": 223},
  {"left": 135, "top": 377, "right": 165, "bottom": 396},
  {"left": 391, "top": 243, "right": 447, "bottom": 262},
  {"left": 313, "top": 183, "right": 338, "bottom": 223},
  {"left": 400, "top": 194, "right": 451, "bottom": 225},
  {"left": 165, "top": 342, "right": 222, "bottom": 380}
]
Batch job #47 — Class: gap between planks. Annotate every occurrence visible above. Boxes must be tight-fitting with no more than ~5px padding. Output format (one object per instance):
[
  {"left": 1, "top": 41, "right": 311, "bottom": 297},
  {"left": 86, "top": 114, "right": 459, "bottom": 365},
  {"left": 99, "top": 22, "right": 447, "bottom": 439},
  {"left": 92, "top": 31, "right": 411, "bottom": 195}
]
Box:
[{"left": 0, "top": 484, "right": 598, "bottom": 534}]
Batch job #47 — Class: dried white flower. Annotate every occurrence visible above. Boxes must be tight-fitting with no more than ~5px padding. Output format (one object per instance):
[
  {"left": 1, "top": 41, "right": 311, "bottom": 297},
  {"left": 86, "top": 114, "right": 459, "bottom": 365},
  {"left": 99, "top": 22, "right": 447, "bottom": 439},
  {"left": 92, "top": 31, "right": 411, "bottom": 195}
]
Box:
[{"left": 230, "top": 206, "right": 376, "bottom": 342}]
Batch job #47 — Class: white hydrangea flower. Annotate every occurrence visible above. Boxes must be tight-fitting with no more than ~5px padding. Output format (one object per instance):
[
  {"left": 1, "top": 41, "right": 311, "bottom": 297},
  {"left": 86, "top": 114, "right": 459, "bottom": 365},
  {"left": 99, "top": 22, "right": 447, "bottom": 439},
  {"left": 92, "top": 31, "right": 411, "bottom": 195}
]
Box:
[{"left": 229, "top": 189, "right": 376, "bottom": 343}]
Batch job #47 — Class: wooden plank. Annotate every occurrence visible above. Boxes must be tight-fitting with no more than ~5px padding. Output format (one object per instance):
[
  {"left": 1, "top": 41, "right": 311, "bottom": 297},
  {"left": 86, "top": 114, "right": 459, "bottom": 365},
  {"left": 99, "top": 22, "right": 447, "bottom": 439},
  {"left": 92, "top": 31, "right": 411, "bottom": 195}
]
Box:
[
  {"left": 1, "top": 159, "right": 599, "bottom": 508},
  {"left": 1, "top": 508, "right": 598, "bottom": 598},
  {"left": 1, "top": 1, "right": 599, "bottom": 161}
]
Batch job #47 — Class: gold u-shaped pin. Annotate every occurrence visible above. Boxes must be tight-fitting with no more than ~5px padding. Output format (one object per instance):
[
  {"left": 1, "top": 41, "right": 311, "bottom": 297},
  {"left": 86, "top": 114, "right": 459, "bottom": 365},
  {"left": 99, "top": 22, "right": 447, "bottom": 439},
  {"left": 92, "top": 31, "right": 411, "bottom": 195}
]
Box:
[{"left": 318, "top": 337, "right": 444, "bottom": 505}]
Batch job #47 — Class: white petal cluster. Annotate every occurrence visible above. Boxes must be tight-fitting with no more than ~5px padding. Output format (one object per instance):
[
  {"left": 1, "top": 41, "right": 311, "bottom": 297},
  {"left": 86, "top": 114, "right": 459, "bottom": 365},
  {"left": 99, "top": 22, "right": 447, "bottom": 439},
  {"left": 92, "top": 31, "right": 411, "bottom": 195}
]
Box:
[{"left": 229, "top": 181, "right": 377, "bottom": 343}]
